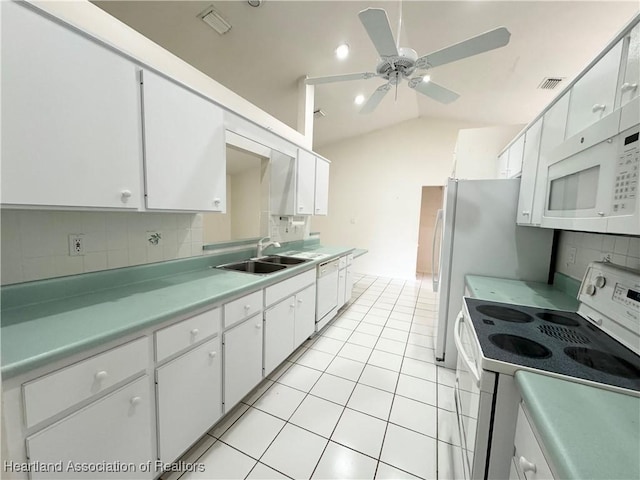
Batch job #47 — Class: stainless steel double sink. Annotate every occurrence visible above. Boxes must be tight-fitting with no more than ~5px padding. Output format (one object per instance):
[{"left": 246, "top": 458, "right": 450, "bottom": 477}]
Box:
[{"left": 217, "top": 255, "right": 310, "bottom": 275}]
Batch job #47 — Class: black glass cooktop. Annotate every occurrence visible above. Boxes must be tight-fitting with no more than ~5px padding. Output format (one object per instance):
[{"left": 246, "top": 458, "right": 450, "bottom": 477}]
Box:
[{"left": 464, "top": 297, "right": 640, "bottom": 391}]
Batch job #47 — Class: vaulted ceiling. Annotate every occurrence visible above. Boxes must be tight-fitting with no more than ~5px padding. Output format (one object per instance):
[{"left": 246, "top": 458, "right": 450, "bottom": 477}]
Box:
[{"left": 94, "top": 1, "right": 639, "bottom": 147}]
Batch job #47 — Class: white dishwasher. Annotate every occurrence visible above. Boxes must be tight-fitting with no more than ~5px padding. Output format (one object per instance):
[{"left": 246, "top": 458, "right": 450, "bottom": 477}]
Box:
[{"left": 316, "top": 259, "right": 339, "bottom": 331}]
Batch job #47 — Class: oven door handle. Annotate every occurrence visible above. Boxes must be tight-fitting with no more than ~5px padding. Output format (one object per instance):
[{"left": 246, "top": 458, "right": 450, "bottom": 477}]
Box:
[{"left": 453, "top": 310, "right": 480, "bottom": 388}]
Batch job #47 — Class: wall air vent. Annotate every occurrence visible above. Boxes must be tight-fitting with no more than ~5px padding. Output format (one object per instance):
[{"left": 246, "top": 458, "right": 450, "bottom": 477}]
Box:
[{"left": 538, "top": 77, "right": 565, "bottom": 90}]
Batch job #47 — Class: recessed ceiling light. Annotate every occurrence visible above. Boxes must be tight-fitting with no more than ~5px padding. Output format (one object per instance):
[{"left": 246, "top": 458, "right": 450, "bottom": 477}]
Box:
[
  {"left": 422, "top": 75, "right": 431, "bottom": 83},
  {"left": 335, "top": 43, "right": 350, "bottom": 60},
  {"left": 354, "top": 94, "right": 365, "bottom": 105}
]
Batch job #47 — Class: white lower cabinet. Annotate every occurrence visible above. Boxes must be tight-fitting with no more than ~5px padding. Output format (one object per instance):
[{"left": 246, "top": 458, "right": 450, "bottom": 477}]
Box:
[
  {"left": 338, "top": 268, "right": 346, "bottom": 309},
  {"left": 156, "top": 337, "right": 222, "bottom": 464},
  {"left": 264, "top": 297, "right": 296, "bottom": 374},
  {"left": 513, "top": 404, "right": 555, "bottom": 480},
  {"left": 25, "top": 376, "right": 154, "bottom": 479},
  {"left": 223, "top": 313, "right": 263, "bottom": 410},
  {"left": 345, "top": 264, "right": 354, "bottom": 302},
  {"left": 293, "top": 285, "right": 316, "bottom": 347},
  {"left": 264, "top": 284, "right": 316, "bottom": 375}
]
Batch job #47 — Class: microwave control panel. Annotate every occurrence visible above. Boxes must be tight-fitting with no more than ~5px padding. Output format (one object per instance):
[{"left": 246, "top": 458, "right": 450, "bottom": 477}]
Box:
[{"left": 612, "top": 129, "right": 639, "bottom": 214}]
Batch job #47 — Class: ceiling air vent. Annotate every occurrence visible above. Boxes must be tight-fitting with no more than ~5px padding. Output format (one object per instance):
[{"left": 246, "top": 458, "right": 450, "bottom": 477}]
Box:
[{"left": 538, "top": 77, "right": 565, "bottom": 90}]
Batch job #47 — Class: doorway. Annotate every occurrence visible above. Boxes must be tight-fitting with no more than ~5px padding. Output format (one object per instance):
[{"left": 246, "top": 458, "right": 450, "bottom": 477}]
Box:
[{"left": 416, "top": 186, "right": 444, "bottom": 274}]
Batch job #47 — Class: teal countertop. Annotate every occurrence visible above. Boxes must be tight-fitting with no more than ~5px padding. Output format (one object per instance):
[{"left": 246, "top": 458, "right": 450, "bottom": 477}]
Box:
[
  {"left": 1, "top": 244, "right": 355, "bottom": 379},
  {"left": 515, "top": 371, "right": 640, "bottom": 480},
  {"left": 465, "top": 274, "right": 580, "bottom": 311},
  {"left": 352, "top": 248, "right": 368, "bottom": 259}
]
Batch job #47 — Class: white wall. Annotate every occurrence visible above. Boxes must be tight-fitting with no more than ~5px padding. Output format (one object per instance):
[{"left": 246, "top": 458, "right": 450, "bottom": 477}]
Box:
[
  {"left": 313, "top": 116, "right": 478, "bottom": 278},
  {"left": 230, "top": 167, "right": 262, "bottom": 240},
  {"left": 555, "top": 230, "right": 640, "bottom": 280},
  {"left": 454, "top": 125, "right": 525, "bottom": 179},
  {"left": 1, "top": 210, "right": 205, "bottom": 285}
]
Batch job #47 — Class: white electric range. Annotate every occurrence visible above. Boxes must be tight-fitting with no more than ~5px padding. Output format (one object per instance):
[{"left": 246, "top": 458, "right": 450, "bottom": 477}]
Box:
[{"left": 447, "top": 262, "right": 640, "bottom": 480}]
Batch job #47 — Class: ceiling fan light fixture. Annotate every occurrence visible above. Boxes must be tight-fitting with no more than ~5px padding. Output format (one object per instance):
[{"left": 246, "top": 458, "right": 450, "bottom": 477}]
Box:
[
  {"left": 422, "top": 74, "right": 431, "bottom": 83},
  {"left": 335, "top": 43, "right": 350, "bottom": 60},
  {"left": 354, "top": 94, "right": 365, "bottom": 105},
  {"left": 200, "top": 6, "right": 232, "bottom": 35}
]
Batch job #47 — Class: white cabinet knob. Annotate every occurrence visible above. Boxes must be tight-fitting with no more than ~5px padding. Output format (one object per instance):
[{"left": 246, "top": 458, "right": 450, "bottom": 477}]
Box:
[
  {"left": 213, "top": 198, "right": 221, "bottom": 207},
  {"left": 592, "top": 103, "right": 606, "bottom": 113},
  {"left": 121, "top": 190, "right": 132, "bottom": 202},
  {"left": 298, "top": 299, "right": 303, "bottom": 303},
  {"left": 299, "top": 206, "right": 304, "bottom": 210},
  {"left": 518, "top": 456, "right": 537, "bottom": 474},
  {"left": 244, "top": 305, "right": 251, "bottom": 311},
  {"left": 290, "top": 303, "right": 296, "bottom": 308},
  {"left": 94, "top": 370, "right": 108, "bottom": 381},
  {"left": 255, "top": 323, "right": 262, "bottom": 329},
  {"left": 209, "top": 351, "right": 217, "bottom": 359},
  {"left": 621, "top": 82, "right": 638, "bottom": 92},
  {"left": 130, "top": 396, "right": 142, "bottom": 407},
  {"left": 191, "top": 328, "right": 199, "bottom": 336},
  {"left": 522, "top": 211, "right": 530, "bottom": 216}
]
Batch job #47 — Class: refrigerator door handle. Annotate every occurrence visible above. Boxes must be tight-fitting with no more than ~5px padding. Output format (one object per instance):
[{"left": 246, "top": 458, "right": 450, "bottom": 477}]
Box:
[{"left": 432, "top": 209, "right": 443, "bottom": 292}]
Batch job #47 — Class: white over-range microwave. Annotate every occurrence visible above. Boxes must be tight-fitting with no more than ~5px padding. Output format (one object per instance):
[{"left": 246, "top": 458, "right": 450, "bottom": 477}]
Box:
[{"left": 541, "top": 99, "right": 639, "bottom": 234}]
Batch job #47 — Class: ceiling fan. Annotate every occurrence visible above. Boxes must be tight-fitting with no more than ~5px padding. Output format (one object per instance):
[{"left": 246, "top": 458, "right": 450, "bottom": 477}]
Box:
[{"left": 305, "top": 8, "right": 511, "bottom": 114}]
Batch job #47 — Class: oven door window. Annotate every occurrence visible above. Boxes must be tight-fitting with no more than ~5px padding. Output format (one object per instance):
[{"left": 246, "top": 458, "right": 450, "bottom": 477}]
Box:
[{"left": 548, "top": 165, "right": 600, "bottom": 211}]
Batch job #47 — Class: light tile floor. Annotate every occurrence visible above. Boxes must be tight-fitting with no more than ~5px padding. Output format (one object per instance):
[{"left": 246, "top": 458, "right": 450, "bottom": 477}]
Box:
[{"left": 169, "top": 273, "right": 460, "bottom": 480}]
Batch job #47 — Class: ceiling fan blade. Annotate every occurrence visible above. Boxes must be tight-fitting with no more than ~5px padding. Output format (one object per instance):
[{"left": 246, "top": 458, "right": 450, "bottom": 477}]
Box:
[
  {"left": 416, "top": 27, "right": 511, "bottom": 69},
  {"left": 358, "top": 8, "right": 399, "bottom": 59},
  {"left": 410, "top": 78, "right": 459, "bottom": 104},
  {"left": 305, "top": 72, "right": 377, "bottom": 85},
  {"left": 359, "top": 84, "right": 391, "bottom": 114}
]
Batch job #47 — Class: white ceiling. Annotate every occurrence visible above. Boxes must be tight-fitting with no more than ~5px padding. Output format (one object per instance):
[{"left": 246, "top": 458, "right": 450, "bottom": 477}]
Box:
[{"left": 94, "top": 1, "right": 639, "bottom": 148}]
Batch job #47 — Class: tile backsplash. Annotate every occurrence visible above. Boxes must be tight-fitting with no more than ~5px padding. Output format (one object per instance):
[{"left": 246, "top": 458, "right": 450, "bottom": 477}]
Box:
[
  {"left": 1, "top": 210, "right": 205, "bottom": 285},
  {"left": 556, "top": 230, "right": 640, "bottom": 280}
]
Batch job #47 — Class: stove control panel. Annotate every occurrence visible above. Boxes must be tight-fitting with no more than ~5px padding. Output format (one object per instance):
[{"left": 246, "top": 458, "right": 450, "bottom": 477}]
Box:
[{"left": 579, "top": 262, "right": 640, "bottom": 353}]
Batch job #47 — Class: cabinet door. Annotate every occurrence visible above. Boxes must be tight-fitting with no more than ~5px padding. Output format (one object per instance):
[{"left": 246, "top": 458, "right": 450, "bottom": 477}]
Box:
[
  {"left": 533, "top": 93, "right": 570, "bottom": 225},
  {"left": 270, "top": 150, "right": 296, "bottom": 215},
  {"left": 264, "top": 297, "right": 295, "bottom": 375},
  {"left": 507, "top": 135, "right": 526, "bottom": 179},
  {"left": 337, "top": 268, "right": 347, "bottom": 309},
  {"left": 314, "top": 158, "right": 330, "bottom": 215},
  {"left": 156, "top": 337, "right": 222, "bottom": 463},
  {"left": 620, "top": 23, "right": 640, "bottom": 107},
  {"left": 296, "top": 149, "right": 316, "bottom": 215},
  {"left": 497, "top": 151, "right": 510, "bottom": 178},
  {"left": 516, "top": 119, "right": 543, "bottom": 225},
  {"left": 26, "top": 376, "right": 153, "bottom": 479},
  {"left": 223, "top": 314, "right": 263, "bottom": 410},
  {"left": 565, "top": 40, "right": 623, "bottom": 138},
  {"left": 1, "top": 1, "right": 141, "bottom": 209},
  {"left": 142, "top": 70, "right": 225, "bottom": 212},
  {"left": 345, "top": 265, "right": 354, "bottom": 304},
  {"left": 294, "top": 285, "right": 317, "bottom": 347}
]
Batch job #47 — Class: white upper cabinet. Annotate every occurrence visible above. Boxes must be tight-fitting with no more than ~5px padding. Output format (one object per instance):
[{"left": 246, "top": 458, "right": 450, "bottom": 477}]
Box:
[
  {"left": 516, "top": 119, "right": 543, "bottom": 225},
  {"left": 296, "top": 149, "right": 317, "bottom": 215},
  {"left": 314, "top": 158, "right": 330, "bottom": 215},
  {"left": 507, "top": 135, "right": 526, "bottom": 179},
  {"left": 142, "top": 70, "right": 226, "bottom": 212},
  {"left": 1, "top": 1, "right": 142, "bottom": 209},
  {"left": 619, "top": 23, "right": 640, "bottom": 108},
  {"left": 565, "top": 40, "right": 623, "bottom": 139},
  {"left": 497, "top": 151, "right": 510, "bottom": 178}
]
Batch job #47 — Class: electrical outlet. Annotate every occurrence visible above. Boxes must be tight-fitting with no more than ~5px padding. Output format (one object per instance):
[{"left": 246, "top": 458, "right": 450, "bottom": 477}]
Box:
[
  {"left": 68, "top": 234, "right": 85, "bottom": 256},
  {"left": 567, "top": 247, "right": 577, "bottom": 265}
]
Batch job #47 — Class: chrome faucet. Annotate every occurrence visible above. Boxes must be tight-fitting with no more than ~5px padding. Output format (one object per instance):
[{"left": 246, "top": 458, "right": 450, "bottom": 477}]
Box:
[{"left": 257, "top": 237, "right": 281, "bottom": 257}]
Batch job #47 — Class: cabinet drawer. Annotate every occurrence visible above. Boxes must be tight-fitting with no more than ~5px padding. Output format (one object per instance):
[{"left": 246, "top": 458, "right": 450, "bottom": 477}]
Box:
[
  {"left": 347, "top": 253, "right": 354, "bottom": 266},
  {"left": 514, "top": 405, "right": 555, "bottom": 480},
  {"left": 265, "top": 269, "right": 316, "bottom": 307},
  {"left": 338, "top": 256, "right": 347, "bottom": 269},
  {"left": 224, "top": 290, "right": 263, "bottom": 329},
  {"left": 23, "top": 337, "right": 149, "bottom": 428},
  {"left": 156, "top": 307, "right": 221, "bottom": 362}
]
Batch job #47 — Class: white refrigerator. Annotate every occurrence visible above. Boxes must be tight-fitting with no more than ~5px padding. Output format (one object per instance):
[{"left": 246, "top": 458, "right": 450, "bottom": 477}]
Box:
[{"left": 433, "top": 178, "right": 555, "bottom": 369}]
